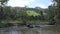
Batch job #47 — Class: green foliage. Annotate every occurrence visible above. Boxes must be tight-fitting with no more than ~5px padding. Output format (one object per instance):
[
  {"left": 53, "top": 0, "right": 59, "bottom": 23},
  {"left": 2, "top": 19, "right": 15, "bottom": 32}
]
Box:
[
  {"left": 26, "top": 20, "right": 49, "bottom": 25},
  {"left": 26, "top": 10, "right": 40, "bottom": 16},
  {"left": 17, "top": 10, "right": 27, "bottom": 17},
  {"left": 26, "top": 20, "right": 40, "bottom": 25},
  {"left": 0, "top": 6, "right": 50, "bottom": 27},
  {"left": 0, "top": 0, "right": 9, "bottom": 27},
  {"left": 4, "top": 7, "right": 11, "bottom": 15},
  {"left": 48, "top": 0, "right": 60, "bottom": 25},
  {"left": 1, "top": 0, "right": 9, "bottom": 5}
]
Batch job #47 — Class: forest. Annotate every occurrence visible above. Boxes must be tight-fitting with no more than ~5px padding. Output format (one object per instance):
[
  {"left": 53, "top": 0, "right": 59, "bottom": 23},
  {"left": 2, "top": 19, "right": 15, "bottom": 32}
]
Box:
[{"left": 0, "top": 0, "right": 60, "bottom": 28}]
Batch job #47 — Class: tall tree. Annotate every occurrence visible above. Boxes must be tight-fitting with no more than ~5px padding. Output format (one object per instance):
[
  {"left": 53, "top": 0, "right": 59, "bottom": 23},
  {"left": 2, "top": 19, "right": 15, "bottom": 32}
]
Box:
[
  {"left": 48, "top": 0, "right": 60, "bottom": 25},
  {"left": 0, "top": 0, "right": 9, "bottom": 22},
  {"left": 48, "top": 5, "right": 56, "bottom": 25},
  {"left": 1, "top": 0, "right": 9, "bottom": 5},
  {"left": 40, "top": 10, "right": 44, "bottom": 20},
  {"left": 53, "top": 0, "right": 60, "bottom": 24},
  {"left": 48, "top": 0, "right": 58, "bottom": 25},
  {"left": 0, "top": 0, "right": 9, "bottom": 27}
]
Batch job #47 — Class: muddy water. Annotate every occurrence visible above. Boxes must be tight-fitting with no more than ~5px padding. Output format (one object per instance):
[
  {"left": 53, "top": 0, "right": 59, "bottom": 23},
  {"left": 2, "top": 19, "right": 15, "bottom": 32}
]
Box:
[{"left": 0, "top": 25, "right": 60, "bottom": 34}]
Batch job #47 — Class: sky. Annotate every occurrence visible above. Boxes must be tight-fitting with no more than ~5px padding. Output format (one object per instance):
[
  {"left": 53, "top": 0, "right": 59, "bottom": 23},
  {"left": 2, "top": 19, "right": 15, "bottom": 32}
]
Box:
[{"left": 7, "top": 0, "right": 52, "bottom": 9}]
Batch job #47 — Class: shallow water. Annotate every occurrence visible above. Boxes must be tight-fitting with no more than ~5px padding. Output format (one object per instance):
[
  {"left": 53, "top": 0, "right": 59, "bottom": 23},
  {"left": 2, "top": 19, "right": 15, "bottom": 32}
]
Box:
[{"left": 0, "top": 25, "right": 60, "bottom": 34}]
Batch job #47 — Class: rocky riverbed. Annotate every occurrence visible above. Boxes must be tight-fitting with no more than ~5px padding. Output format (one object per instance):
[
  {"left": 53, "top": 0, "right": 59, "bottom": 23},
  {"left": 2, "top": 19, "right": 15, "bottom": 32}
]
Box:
[{"left": 0, "top": 25, "right": 60, "bottom": 34}]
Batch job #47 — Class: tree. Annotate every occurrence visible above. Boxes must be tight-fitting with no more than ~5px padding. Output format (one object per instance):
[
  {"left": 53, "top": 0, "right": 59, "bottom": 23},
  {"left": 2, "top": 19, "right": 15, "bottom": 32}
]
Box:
[
  {"left": 53, "top": 0, "right": 60, "bottom": 25},
  {"left": 0, "top": 0, "right": 9, "bottom": 20},
  {"left": 0, "top": 0, "right": 9, "bottom": 27},
  {"left": 48, "top": 0, "right": 60, "bottom": 25},
  {"left": 1, "top": 0, "right": 9, "bottom": 5},
  {"left": 48, "top": 5, "right": 56, "bottom": 25}
]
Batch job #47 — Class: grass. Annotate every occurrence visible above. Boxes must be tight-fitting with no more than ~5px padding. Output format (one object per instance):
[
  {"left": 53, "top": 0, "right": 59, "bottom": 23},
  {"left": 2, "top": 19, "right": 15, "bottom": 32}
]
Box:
[
  {"left": 26, "top": 20, "right": 49, "bottom": 25},
  {"left": 26, "top": 10, "right": 40, "bottom": 16}
]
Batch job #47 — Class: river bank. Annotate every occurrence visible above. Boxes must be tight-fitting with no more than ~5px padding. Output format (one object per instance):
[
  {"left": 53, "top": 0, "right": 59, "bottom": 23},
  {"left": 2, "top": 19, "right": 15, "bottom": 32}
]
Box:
[{"left": 0, "top": 25, "right": 60, "bottom": 34}]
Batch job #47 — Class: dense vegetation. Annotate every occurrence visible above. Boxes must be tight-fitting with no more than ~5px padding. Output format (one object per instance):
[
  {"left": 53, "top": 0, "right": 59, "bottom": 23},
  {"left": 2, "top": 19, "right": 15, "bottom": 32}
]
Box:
[
  {"left": 48, "top": 0, "right": 60, "bottom": 25},
  {"left": 0, "top": 7, "right": 49, "bottom": 27},
  {"left": 0, "top": 0, "right": 60, "bottom": 27}
]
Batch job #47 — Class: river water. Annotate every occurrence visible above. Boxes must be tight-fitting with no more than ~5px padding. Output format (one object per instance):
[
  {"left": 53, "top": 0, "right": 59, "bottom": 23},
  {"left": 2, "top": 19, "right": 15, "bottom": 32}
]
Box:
[{"left": 0, "top": 25, "right": 60, "bottom": 34}]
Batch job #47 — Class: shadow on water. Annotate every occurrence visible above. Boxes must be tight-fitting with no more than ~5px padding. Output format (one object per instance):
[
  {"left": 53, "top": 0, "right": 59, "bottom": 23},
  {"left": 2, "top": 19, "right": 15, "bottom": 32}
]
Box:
[{"left": 0, "top": 25, "right": 60, "bottom": 34}]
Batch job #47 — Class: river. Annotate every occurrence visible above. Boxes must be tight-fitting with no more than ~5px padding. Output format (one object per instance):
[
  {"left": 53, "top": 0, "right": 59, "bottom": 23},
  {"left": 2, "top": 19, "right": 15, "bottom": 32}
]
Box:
[{"left": 0, "top": 25, "right": 60, "bottom": 34}]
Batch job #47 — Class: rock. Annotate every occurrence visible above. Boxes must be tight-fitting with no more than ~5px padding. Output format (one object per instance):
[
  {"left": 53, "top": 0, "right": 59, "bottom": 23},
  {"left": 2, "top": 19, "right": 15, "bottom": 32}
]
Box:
[
  {"left": 27, "top": 25, "right": 33, "bottom": 28},
  {"left": 35, "top": 25, "right": 40, "bottom": 28}
]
